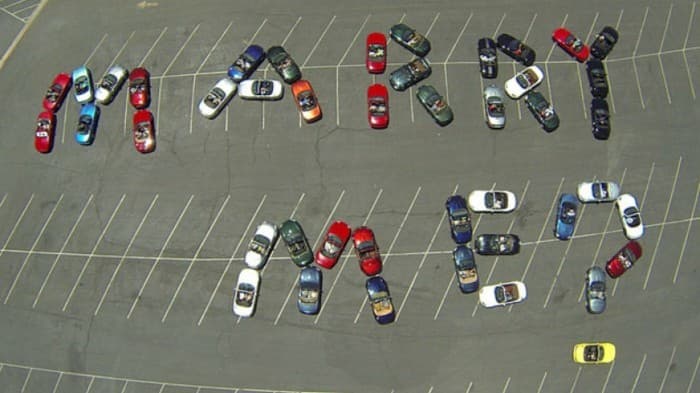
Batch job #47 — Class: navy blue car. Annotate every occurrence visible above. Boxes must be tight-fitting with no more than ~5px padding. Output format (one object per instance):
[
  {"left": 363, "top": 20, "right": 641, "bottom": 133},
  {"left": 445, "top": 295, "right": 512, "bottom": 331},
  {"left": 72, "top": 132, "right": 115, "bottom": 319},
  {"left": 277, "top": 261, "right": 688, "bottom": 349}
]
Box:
[
  {"left": 445, "top": 195, "right": 472, "bottom": 244},
  {"left": 228, "top": 44, "right": 266, "bottom": 82},
  {"left": 297, "top": 266, "right": 322, "bottom": 315},
  {"left": 453, "top": 246, "right": 479, "bottom": 293},
  {"left": 365, "top": 276, "right": 395, "bottom": 325},
  {"left": 554, "top": 193, "right": 579, "bottom": 240}
]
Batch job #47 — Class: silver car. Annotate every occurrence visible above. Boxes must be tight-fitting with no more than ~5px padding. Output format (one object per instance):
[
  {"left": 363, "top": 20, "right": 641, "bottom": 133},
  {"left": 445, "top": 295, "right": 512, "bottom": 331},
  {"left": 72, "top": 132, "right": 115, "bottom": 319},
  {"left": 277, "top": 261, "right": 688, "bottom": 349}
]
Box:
[
  {"left": 577, "top": 181, "right": 620, "bottom": 203},
  {"left": 585, "top": 267, "right": 606, "bottom": 314},
  {"left": 483, "top": 85, "right": 505, "bottom": 129}
]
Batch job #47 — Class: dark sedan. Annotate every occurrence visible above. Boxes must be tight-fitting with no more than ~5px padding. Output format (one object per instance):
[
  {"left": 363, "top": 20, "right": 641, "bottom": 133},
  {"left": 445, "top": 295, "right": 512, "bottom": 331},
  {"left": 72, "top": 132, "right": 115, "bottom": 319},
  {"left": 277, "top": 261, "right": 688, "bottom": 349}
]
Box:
[
  {"left": 586, "top": 59, "right": 609, "bottom": 98},
  {"left": 267, "top": 46, "right": 302, "bottom": 84},
  {"left": 445, "top": 195, "right": 472, "bottom": 244},
  {"left": 389, "top": 58, "right": 431, "bottom": 91},
  {"left": 365, "top": 276, "right": 395, "bottom": 325},
  {"left": 474, "top": 234, "right": 520, "bottom": 255},
  {"left": 453, "top": 246, "right": 479, "bottom": 294},
  {"left": 496, "top": 33, "right": 536, "bottom": 66},
  {"left": 524, "top": 91, "right": 559, "bottom": 132},
  {"left": 297, "top": 266, "right": 322, "bottom": 315},
  {"left": 590, "top": 26, "right": 619, "bottom": 60},
  {"left": 591, "top": 98, "right": 611, "bottom": 140},
  {"left": 478, "top": 38, "right": 498, "bottom": 78},
  {"left": 389, "top": 23, "right": 431, "bottom": 57},
  {"left": 228, "top": 44, "right": 266, "bottom": 83},
  {"left": 416, "top": 85, "right": 453, "bottom": 126}
]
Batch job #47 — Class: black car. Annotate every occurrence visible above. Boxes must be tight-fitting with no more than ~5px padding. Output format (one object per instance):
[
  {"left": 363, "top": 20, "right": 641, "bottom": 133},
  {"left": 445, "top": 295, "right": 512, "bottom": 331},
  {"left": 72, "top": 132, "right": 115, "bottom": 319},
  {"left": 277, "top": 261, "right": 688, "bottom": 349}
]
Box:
[
  {"left": 591, "top": 98, "right": 611, "bottom": 140},
  {"left": 496, "top": 33, "right": 535, "bottom": 66},
  {"left": 474, "top": 234, "right": 520, "bottom": 256},
  {"left": 586, "top": 59, "right": 609, "bottom": 98},
  {"left": 524, "top": 91, "right": 559, "bottom": 132},
  {"left": 478, "top": 38, "right": 498, "bottom": 78},
  {"left": 267, "top": 46, "right": 302, "bottom": 84},
  {"left": 389, "top": 58, "right": 432, "bottom": 91},
  {"left": 590, "top": 26, "right": 619, "bottom": 60}
]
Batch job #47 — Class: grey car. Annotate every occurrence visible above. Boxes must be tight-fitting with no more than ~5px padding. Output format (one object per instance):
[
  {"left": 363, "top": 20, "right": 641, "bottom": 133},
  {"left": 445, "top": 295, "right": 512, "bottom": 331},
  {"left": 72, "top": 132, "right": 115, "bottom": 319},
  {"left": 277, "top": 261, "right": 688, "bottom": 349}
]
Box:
[
  {"left": 483, "top": 84, "right": 505, "bottom": 129},
  {"left": 416, "top": 85, "right": 453, "bottom": 126},
  {"left": 389, "top": 58, "right": 431, "bottom": 92},
  {"left": 297, "top": 266, "right": 322, "bottom": 315},
  {"left": 585, "top": 267, "right": 606, "bottom": 314}
]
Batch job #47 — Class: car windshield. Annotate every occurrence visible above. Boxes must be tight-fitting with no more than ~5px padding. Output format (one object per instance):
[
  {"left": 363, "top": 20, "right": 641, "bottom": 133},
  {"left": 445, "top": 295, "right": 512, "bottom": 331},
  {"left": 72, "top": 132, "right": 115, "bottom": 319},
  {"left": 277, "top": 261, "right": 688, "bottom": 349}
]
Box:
[
  {"left": 592, "top": 183, "right": 609, "bottom": 199},
  {"left": 254, "top": 81, "right": 273, "bottom": 95},
  {"left": 77, "top": 115, "right": 92, "bottom": 132},
  {"left": 451, "top": 208, "right": 470, "bottom": 228},
  {"left": 458, "top": 268, "right": 478, "bottom": 284},
  {"left": 401, "top": 29, "right": 415, "bottom": 42},
  {"left": 368, "top": 44, "right": 385, "bottom": 59},
  {"left": 356, "top": 241, "right": 377, "bottom": 258},
  {"left": 129, "top": 78, "right": 146, "bottom": 92},
  {"left": 233, "top": 56, "right": 250, "bottom": 71},
  {"left": 101, "top": 75, "right": 117, "bottom": 90},
  {"left": 321, "top": 235, "right": 343, "bottom": 258},
  {"left": 299, "top": 287, "right": 319, "bottom": 304},
  {"left": 235, "top": 285, "right": 255, "bottom": 307},
  {"left": 298, "top": 91, "right": 316, "bottom": 111},
  {"left": 409, "top": 61, "right": 427, "bottom": 75},
  {"left": 480, "top": 50, "right": 496, "bottom": 63},
  {"left": 37, "top": 119, "right": 51, "bottom": 130},
  {"left": 590, "top": 282, "right": 606, "bottom": 297},
  {"left": 561, "top": 202, "right": 577, "bottom": 224},
  {"left": 490, "top": 235, "right": 512, "bottom": 253},
  {"left": 585, "top": 346, "right": 602, "bottom": 361},
  {"left": 487, "top": 101, "right": 504, "bottom": 115},
  {"left": 495, "top": 284, "right": 517, "bottom": 303},
  {"left": 485, "top": 192, "right": 507, "bottom": 209},
  {"left": 287, "top": 239, "right": 307, "bottom": 256},
  {"left": 75, "top": 77, "right": 89, "bottom": 94},
  {"left": 622, "top": 247, "right": 639, "bottom": 264},
  {"left": 540, "top": 105, "right": 555, "bottom": 120},
  {"left": 369, "top": 98, "right": 387, "bottom": 116},
  {"left": 516, "top": 69, "right": 537, "bottom": 88},
  {"left": 572, "top": 38, "right": 584, "bottom": 52},
  {"left": 372, "top": 297, "right": 393, "bottom": 315},
  {"left": 595, "top": 110, "right": 609, "bottom": 123},
  {"left": 276, "top": 56, "right": 293, "bottom": 69},
  {"left": 249, "top": 235, "right": 270, "bottom": 254},
  {"left": 430, "top": 96, "right": 448, "bottom": 113},
  {"left": 135, "top": 121, "right": 151, "bottom": 141},
  {"left": 623, "top": 208, "right": 641, "bottom": 227},
  {"left": 204, "top": 88, "right": 226, "bottom": 108}
]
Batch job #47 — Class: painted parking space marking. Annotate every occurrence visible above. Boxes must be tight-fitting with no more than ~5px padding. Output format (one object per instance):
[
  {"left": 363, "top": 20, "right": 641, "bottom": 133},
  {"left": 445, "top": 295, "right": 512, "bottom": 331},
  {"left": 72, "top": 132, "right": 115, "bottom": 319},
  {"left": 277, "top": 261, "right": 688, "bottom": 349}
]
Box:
[
  {"left": 544, "top": 14, "right": 568, "bottom": 108},
  {"left": 601, "top": 361, "right": 615, "bottom": 393},
  {"left": 298, "top": 15, "right": 337, "bottom": 128},
  {"left": 0, "top": 193, "right": 34, "bottom": 261},
  {"left": 408, "top": 12, "right": 440, "bottom": 124},
  {"left": 536, "top": 371, "right": 547, "bottom": 393},
  {"left": 657, "top": 346, "right": 677, "bottom": 393},
  {"left": 683, "top": 2, "right": 697, "bottom": 100},
  {"left": 673, "top": 181, "right": 699, "bottom": 284},
  {"left": 631, "top": 353, "right": 648, "bottom": 393},
  {"left": 658, "top": 4, "right": 674, "bottom": 104},
  {"left": 687, "top": 353, "right": 700, "bottom": 393},
  {"left": 632, "top": 7, "right": 649, "bottom": 110},
  {"left": 83, "top": 33, "right": 108, "bottom": 67},
  {"left": 443, "top": 13, "right": 472, "bottom": 106},
  {"left": 335, "top": 14, "right": 370, "bottom": 126},
  {"left": 578, "top": 12, "right": 600, "bottom": 120},
  {"left": 568, "top": 366, "right": 581, "bottom": 393}
]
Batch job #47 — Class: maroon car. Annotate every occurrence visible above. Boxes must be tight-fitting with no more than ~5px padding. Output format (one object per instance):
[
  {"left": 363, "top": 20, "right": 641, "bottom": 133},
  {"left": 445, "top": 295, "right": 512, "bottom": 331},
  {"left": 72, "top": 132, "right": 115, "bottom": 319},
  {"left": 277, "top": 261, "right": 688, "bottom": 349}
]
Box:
[
  {"left": 366, "top": 32, "right": 387, "bottom": 74},
  {"left": 605, "top": 240, "right": 642, "bottom": 278},
  {"left": 128, "top": 67, "right": 151, "bottom": 109},
  {"left": 315, "top": 220, "right": 352, "bottom": 269},
  {"left": 367, "top": 83, "right": 389, "bottom": 129},
  {"left": 352, "top": 226, "right": 382, "bottom": 276},
  {"left": 42, "top": 72, "right": 72, "bottom": 112}
]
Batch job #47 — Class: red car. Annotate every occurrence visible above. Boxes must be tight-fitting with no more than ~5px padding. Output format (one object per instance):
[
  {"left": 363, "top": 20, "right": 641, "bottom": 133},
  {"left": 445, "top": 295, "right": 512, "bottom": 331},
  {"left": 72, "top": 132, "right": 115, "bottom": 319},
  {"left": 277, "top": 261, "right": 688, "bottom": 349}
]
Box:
[
  {"left": 315, "top": 220, "right": 352, "bottom": 269},
  {"left": 352, "top": 226, "right": 382, "bottom": 276},
  {"left": 605, "top": 240, "right": 642, "bottom": 278},
  {"left": 552, "top": 27, "right": 590, "bottom": 62},
  {"left": 367, "top": 83, "right": 389, "bottom": 129},
  {"left": 128, "top": 67, "right": 151, "bottom": 109},
  {"left": 366, "top": 32, "right": 387, "bottom": 74},
  {"left": 42, "top": 72, "right": 72, "bottom": 112},
  {"left": 34, "top": 111, "right": 56, "bottom": 154},
  {"left": 133, "top": 109, "right": 156, "bottom": 153}
]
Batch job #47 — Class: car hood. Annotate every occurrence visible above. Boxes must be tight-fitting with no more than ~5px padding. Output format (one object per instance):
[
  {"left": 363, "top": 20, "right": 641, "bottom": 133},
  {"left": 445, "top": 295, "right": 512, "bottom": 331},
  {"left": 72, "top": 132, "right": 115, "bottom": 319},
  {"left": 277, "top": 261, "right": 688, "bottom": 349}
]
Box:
[
  {"left": 588, "top": 298, "right": 606, "bottom": 313},
  {"left": 244, "top": 251, "right": 263, "bottom": 268}
]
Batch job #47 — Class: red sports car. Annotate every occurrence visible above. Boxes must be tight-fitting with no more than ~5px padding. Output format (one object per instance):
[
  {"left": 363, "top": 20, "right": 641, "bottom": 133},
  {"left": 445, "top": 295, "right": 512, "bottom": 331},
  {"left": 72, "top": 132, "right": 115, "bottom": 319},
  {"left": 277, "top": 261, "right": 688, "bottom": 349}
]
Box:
[
  {"left": 366, "top": 32, "right": 387, "bottom": 74},
  {"left": 34, "top": 111, "right": 56, "bottom": 154},
  {"left": 552, "top": 27, "right": 590, "bottom": 62},
  {"left": 315, "top": 220, "right": 352, "bottom": 269},
  {"left": 367, "top": 83, "right": 389, "bottom": 129},
  {"left": 133, "top": 109, "right": 156, "bottom": 153},
  {"left": 42, "top": 72, "right": 72, "bottom": 112},
  {"left": 352, "top": 226, "right": 382, "bottom": 276},
  {"left": 605, "top": 240, "right": 642, "bottom": 278},
  {"left": 128, "top": 67, "right": 151, "bottom": 109}
]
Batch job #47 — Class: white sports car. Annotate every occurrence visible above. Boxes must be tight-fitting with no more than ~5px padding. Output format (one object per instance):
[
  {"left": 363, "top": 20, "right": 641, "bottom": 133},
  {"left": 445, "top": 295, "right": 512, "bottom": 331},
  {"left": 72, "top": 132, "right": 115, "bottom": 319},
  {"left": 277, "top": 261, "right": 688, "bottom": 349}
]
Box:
[
  {"left": 238, "top": 79, "right": 284, "bottom": 100},
  {"left": 95, "top": 65, "right": 128, "bottom": 105},
  {"left": 468, "top": 190, "right": 517, "bottom": 213},
  {"left": 233, "top": 268, "right": 260, "bottom": 317},
  {"left": 199, "top": 78, "right": 237, "bottom": 119},
  {"left": 615, "top": 194, "right": 644, "bottom": 240},
  {"left": 577, "top": 181, "right": 620, "bottom": 203},
  {"left": 479, "top": 281, "right": 527, "bottom": 308},
  {"left": 504, "top": 65, "right": 544, "bottom": 99},
  {"left": 245, "top": 221, "right": 279, "bottom": 269}
]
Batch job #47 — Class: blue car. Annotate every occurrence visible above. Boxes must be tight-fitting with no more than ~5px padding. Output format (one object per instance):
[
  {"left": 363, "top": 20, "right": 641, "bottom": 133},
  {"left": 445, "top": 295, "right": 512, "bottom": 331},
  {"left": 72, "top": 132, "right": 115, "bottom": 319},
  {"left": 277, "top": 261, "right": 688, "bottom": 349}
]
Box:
[
  {"left": 75, "top": 103, "right": 100, "bottom": 145},
  {"left": 453, "top": 246, "right": 479, "bottom": 293},
  {"left": 365, "top": 276, "right": 395, "bottom": 325},
  {"left": 228, "top": 44, "right": 266, "bottom": 82},
  {"left": 445, "top": 195, "right": 472, "bottom": 244},
  {"left": 72, "top": 65, "right": 94, "bottom": 104},
  {"left": 554, "top": 193, "right": 579, "bottom": 240},
  {"left": 297, "top": 266, "right": 322, "bottom": 315}
]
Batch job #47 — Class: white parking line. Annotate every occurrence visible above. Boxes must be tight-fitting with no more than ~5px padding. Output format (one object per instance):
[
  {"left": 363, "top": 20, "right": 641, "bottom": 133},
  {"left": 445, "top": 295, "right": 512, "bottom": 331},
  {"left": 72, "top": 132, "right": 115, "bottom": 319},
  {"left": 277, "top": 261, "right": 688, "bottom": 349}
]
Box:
[
  {"left": 536, "top": 371, "right": 547, "bottom": 393},
  {"left": 188, "top": 20, "right": 233, "bottom": 134},
  {"left": 517, "top": 13, "right": 537, "bottom": 119},
  {"left": 0, "top": 193, "right": 34, "bottom": 260},
  {"left": 577, "top": 13, "right": 599, "bottom": 120},
  {"left": 683, "top": 2, "right": 697, "bottom": 100},
  {"left": 119, "top": 381, "right": 128, "bottom": 393},
  {"left": 545, "top": 15, "right": 568, "bottom": 108},
  {"left": 658, "top": 346, "right": 677, "bottom": 393},
  {"left": 410, "top": 13, "right": 441, "bottom": 124},
  {"left": 568, "top": 367, "right": 581, "bottom": 393},
  {"left": 640, "top": 162, "right": 655, "bottom": 210},
  {"left": 156, "top": 24, "right": 201, "bottom": 129},
  {"left": 33, "top": 195, "right": 93, "bottom": 308},
  {"left": 262, "top": 16, "right": 301, "bottom": 130},
  {"left": 94, "top": 194, "right": 159, "bottom": 316},
  {"left": 687, "top": 353, "right": 700, "bottom": 393},
  {"left": 336, "top": 14, "right": 370, "bottom": 126},
  {"left": 395, "top": 184, "right": 458, "bottom": 321},
  {"left": 601, "top": 361, "right": 615, "bottom": 393},
  {"left": 353, "top": 187, "right": 421, "bottom": 324},
  {"left": 4, "top": 193, "right": 64, "bottom": 304},
  {"left": 274, "top": 190, "right": 345, "bottom": 325},
  {"left": 301, "top": 16, "right": 336, "bottom": 69},
  {"left": 138, "top": 27, "right": 168, "bottom": 68},
  {"left": 385, "top": 14, "right": 406, "bottom": 51},
  {"left": 83, "top": 33, "right": 107, "bottom": 66},
  {"left": 106, "top": 31, "right": 135, "bottom": 70},
  {"left": 465, "top": 382, "right": 473, "bottom": 393},
  {"left": 673, "top": 181, "right": 699, "bottom": 284},
  {"left": 643, "top": 157, "right": 682, "bottom": 290},
  {"left": 316, "top": 189, "right": 382, "bottom": 324},
  {"left": 632, "top": 7, "right": 649, "bottom": 110},
  {"left": 443, "top": 13, "right": 472, "bottom": 104},
  {"left": 198, "top": 195, "right": 266, "bottom": 326},
  {"left": 85, "top": 376, "right": 95, "bottom": 393},
  {"left": 62, "top": 194, "right": 126, "bottom": 312},
  {"left": 658, "top": 4, "right": 673, "bottom": 104},
  {"left": 631, "top": 354, "right": 647, "bottom": 393},
  {"left": 51, "top": 372, "right": 63, "bottom": 393},
  {"left": 127, "top": 195, "right": 194, "bottom": 319},
  {"left": 501, "top": 377, "right": 511, "bottom": 393},
  {"left": 20, "top": 368, "right": 31, "bottom": 393},
  {"left": 493, "top": 13, "right": 506, "bottom": 37},
  {"left": 606, "top": 10, "right": 624, "bottom": 114}
]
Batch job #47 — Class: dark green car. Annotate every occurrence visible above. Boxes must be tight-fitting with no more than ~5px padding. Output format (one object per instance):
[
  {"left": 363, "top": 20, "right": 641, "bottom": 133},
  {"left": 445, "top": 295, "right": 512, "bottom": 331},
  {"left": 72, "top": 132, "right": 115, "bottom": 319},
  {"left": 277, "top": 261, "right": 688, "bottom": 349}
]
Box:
[
  {"left": 267, "top": 46, "right": 302, "bottom": 84},
  {"left": 280, "top": 219, "right": 313, "bottom": 267},
  {"left": 389, "top": 23, "right": 431, "bottom": 57},
  {"left": 416, "top": 85, "right": 454, "bottom": 127},
  {"left": 389, "top": 58, "right": 431, "bottom": 92},
  {"left": 524, "top": 91, "right": 559, "bottom": 132}
]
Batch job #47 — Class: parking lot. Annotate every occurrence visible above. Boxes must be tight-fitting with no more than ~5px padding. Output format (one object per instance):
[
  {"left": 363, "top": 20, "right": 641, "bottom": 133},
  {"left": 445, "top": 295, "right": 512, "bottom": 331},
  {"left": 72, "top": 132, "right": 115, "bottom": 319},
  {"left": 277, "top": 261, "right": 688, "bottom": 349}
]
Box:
[{"left": 0, "top": 0, "right": 699, "bottom": 392}]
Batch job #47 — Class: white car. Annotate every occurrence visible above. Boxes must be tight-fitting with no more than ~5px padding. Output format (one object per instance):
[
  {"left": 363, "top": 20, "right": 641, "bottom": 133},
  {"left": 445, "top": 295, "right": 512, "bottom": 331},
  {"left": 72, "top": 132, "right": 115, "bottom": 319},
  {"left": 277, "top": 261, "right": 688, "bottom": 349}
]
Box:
[
  {"left": 479, "top": 281, "right": 527, "bottom": 308},
  {"left": 244, "top": 221, "right": 279, "bottom": 269},
  {"left": 468, "top": 190, "right": 517, "bottom": 213},
  {"left": 238, "top": 79, "right": 284, "bottom": 100},
  {"left": 504, "top": 65, "right": 544, "bottom": 99},
  {"left": 198, "top": 78, "right": 237, "bottom": 119},
  {"left": 484, "top": 84, "right": 505, "bottom": 129},
  {"left": 233, "top": 268, "right": 260, "bottom": 317},
  {"left": 95, "top": 65, "right": 128, "bottom": 105},
  {"left": 615, "top": 194, "right": 644, "bottom": 240},
  {"left": 577, "top": 181, "right": 620, "bottom": 203}
]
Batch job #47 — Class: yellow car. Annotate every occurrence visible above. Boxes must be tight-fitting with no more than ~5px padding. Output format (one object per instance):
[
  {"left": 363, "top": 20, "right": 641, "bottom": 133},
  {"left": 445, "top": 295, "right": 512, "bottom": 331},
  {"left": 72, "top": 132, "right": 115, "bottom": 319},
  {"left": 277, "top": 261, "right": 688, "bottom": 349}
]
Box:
[{"left": 573, "top": 343, "right": 616, "bottom": 364}]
